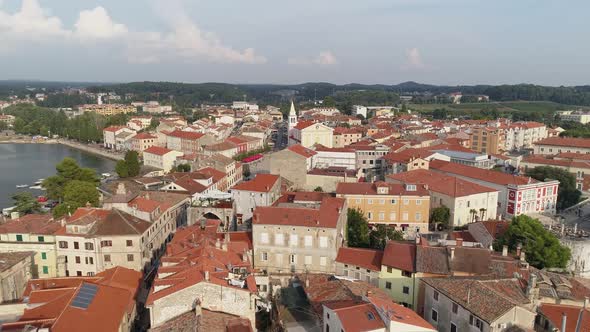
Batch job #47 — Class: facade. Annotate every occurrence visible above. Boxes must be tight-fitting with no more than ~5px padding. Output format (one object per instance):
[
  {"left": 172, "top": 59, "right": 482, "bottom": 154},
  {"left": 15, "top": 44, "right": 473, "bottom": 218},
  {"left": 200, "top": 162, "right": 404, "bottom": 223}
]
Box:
[
  {"left": 143, "top": 146, "right": 184, "bottom": 172},
  {"left": 0, "top": 251, "right": 33, "bottom": 303},
  {"left": 387, "top": 169, "right": 499, "bottom": 227},
  {"left": 203, "top": 141, "right": 238, "bottom": 158},
  {"left": 521, "top": 156, "right": 590, "bottom": 191},
  {"left": 351, "top": 144, "right": 390, "bottom": 181},
  {"left": 534, "top": 137, "right": 590, "bottom": 155},
  {"left": 258, "top": 144, "right": 316, "bottom": 188},
  {"left": 230, "top": 174, "right": 281, "bottom": 222},
  {"left": 79, "top": 103, "right": 137, "bottom": 116},
  {"left": 333, "top": 127, "right": 363, "bottom": 148},
  {"left": 504, "top": 121, "right": 547, "bottom": 151},
  {"left": 336, "top": 182, "right": 430, "bottom": 235},
  {"left": 103, "top": 126, "right": 136, "bottom": 150},
  {"left": 166, "top": 130, "right": 208, "bottom": 155},
  {"left": 131, "top": 132, "right": 158, "bottom": 153},
  {"left": 252, "top": 196, "right": 347, "bottom": 274},
  {"left": 305, "top": 167, "right": 359, "bottom": 192},
  {"left": 470, "top": 126, "right": 505, "bottom": 155},
  {"left": 557, "top": 110, "right": 590, "bottom": 124},
  {"left": 335, "top": 247, "right": 383, "bottom": 286},
  {"left": 290, "top": 121, "right": 334, "bottom": 148},
  {"left": 430, "top": 160, "right": 559, "bottom": 218},
  {"left": 0, "top": 214, "right": 62, "bottom": 278},
  {"left": 314, "top": 145, "right": 357, "bottom": 170}
]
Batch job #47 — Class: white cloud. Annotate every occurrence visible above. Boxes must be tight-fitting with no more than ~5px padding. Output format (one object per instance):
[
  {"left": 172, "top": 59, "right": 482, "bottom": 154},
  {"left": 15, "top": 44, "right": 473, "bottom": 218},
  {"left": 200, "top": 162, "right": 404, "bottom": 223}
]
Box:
[
  {"left": 0, "top": 0, "right": 69, "bottom": 39},
  {"left": 404, "top": 47, "right": 425, "bottom": 69},
  {"left": 288, "top": 51, "right": 339, "bottom": 66},
  {"left": 74, "top": 7, "right": 128, "bottom": 39}
]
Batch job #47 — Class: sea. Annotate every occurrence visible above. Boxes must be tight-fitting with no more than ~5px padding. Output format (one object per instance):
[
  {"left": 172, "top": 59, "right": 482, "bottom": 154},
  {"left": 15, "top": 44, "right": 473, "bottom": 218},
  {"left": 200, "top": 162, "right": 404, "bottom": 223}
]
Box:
[{"left": 0, "top": 143, "right": 116, "bottom": 209}]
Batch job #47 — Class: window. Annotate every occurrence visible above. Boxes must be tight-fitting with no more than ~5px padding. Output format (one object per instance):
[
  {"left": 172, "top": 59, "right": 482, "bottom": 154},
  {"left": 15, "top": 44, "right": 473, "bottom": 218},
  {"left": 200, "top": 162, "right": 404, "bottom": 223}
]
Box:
[
  {"left": 378, "top": 212, "right": 385, "bottom": 221},
  {"left": 450, "top": 323, "right": 457, "bottom": 332},
  {"left": 126, "top": 240, "right": 133, "bottom": 247},
  {"left": 305, "top": 255, "right": 312, "bottom": 265},
  {"left": 385, "top": 282, "right": 392, "bottom": 289},
  {"left": 289, "top": 234, "right": 298, "bottom": 247},
  {"left": 58, "top": 241, "right": 68, "bottom": 249},
  {"left": 402, "top": 270, "right": 412, "bottom": 277},
  {"left": 41, "top": 252, "right": 47, "bottom": 260},
  {"left": 85, "top": 242, "right": 94, "bottom": 250},
  {"left": 367, "top": 199, "right": 373, "bottom": 205},
  {"left": 304, "top": 235, "right": 313, "bottom": 247},
  {"left": 87, "top": 272, "right": 95, "bottom": 276},
  {"left": 274, "top": 233, "right": 284, "bottom": 246},
  {"left": 402, "top": 212, "right": 409, "bottom": 221},
  {"left": 433, "top": 291, "right": 439, "bottom": 301},
  {"left": 320, "top": 256, "right": 327, "bottom": 266},
  {"left": 77, "top": 271, "right": 82, "bottom": 276},
  {"left": 403, "top": 286, "right": 410, "bottom": 294},
  {"left": 367, "top": 212, "right": 373, "bottom": 220},
  {"left": 431, "top": 309, "right": 438, "bottom": 322},
  {"left": 261, "top": 252, "right": 268, "bottom": 261},
  {"left": 415, "top": 200, "right": 421, "bottom": 205},
  {"left": 104, "top": 254, "right": 111, "bottom": 262},
  {"left": 75, "top": 256, "right": 81, "bottom": 264},
  {"left": 355, "top": 198, "right": 361, "bottom": 204},
  {"left": 391, "top": 199, "right": 396, "bottom": 204},
  {"left": 319, "top": 236, "right": 328, "bottom": 248},
  {"left": 260, "top": 233, "right": 269, "bottom": 244},
  {"left": 387, "top": 267, "right": 393, "bottom": 273},
  {"left": 42, "top": 266, "right": 49, "bottom": 274},
  {"left": 16, "top": 235, "right": 23, "bottom": 242},
  {"left": 379, "top": 199, "right": 385, "bottom": 205},
  {"left": 403, "top": 199, "right": 409, "bottom": 205},
  {"left": 452, "top": 302, "right": 458, "bottom": 314},
  {"left": 38, "top": 236, "right": 45, "bottom": 242},
  {"left": 289, "top": 254, "right": 296, "bottom": 264},
  {"left": 74, "top": 242, "right": 79, "bottom": 249},
  {"left": 101, "top": 240, "right": 112, "bottom": 247},
  {"left": 415, "top": 212, "right": 422, "bottom": 221},
  {"left": 127, "top": 254, "right": 134, "bottom": 262}
]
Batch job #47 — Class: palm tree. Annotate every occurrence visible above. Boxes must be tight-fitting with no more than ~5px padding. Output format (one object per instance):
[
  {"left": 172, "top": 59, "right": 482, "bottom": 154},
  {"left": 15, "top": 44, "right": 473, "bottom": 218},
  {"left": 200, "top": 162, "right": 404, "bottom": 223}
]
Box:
[
  {"left": 469, "top": 209, "right": 477, "bottom": 222},
  {"left": 479, "top": 208, "right": 487, "bottom": 221}
]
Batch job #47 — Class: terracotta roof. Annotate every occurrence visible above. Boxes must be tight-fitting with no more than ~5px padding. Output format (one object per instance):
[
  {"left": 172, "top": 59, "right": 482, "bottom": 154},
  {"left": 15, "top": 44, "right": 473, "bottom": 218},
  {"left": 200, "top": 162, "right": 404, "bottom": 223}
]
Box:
[
  {"left": 103, "top": 126, "right": 125, "bottom": 133},
  {"left": 430, "top": 160, "right": 537, "bottom": 186},
  {"left": 205, "top": 141, "right": 238, "bottom": 151},
  {"left": 231, "top": 174, "right": 279, "bottom": 193},
  {"left": 422, "top": 278, "right": 529, "bottom": 324},
  {"left": 313, "top": 144, "right": 354, "bottom": 153},
  {"left": 65, "top": 208, "right": 151, "bottom": 236},
  {"left": 287, "top": 144, "right": 317, "bottom": 158},
  {"left": 307, "top": 167, "right": 357, "bottom": 177},
  {"left": 132, "top": 132, "right": 157, "bottom": 140},
  {"left": 293, "top": 120, "right": 316, "bottom": 130},
  {"left": 336, "top": 182, "right": 429, "bottom": 196},
  {"left": 325, "top": 302, "right": 386, "bottom": 331},
  {"left": 336, "top": 247, "right": 383, "bottom": 271},
  {"left": 167, "top": 130, "right": 205, "bottom": 140},
  {"left": 253, "top": 197, "right": 345, "bottom": 228},
  {"left": 274, "top": 191, "right": 332, "bottom": 205},
  {"left": 538, "top": 303, "right": 590, "bottom": 332},
  {"left": 556, "top": 152, "right": 590, "bottom": 161},
  {"left": 522, "top": 156, "right": 590, "bottom": 169},
  {"left": 382, "top": 241, "right": 416, "bottom": 272},
  {"left": 0, "top": 251, "right": 33, "bottom": 273},
  {"left": 144, "top": 146, "right": 174, "bottom": 156},
  {"left": 366, "top": 295, "right": 435, "bottom": 330},
  {"left": 387, "top": 169, "right": 498, "bottom": 197},
  {"left": 0, "top": 214, "right": 61, "bottom": 235},
  {"left": 535, "top": 137, "right": 590, "bottom": 149}
]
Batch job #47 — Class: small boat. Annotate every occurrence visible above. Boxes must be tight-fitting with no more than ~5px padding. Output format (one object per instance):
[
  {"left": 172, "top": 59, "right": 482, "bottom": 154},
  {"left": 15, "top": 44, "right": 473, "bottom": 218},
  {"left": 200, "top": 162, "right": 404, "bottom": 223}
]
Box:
[
  {"left": 29, "top": 185, "right": 45, "bottom": 190},
  {"left": 16, "top": 184, "right": 28, "bottom": 188},
  {"left": 101, "top": 173, "right": 111, "bottom": 178}
]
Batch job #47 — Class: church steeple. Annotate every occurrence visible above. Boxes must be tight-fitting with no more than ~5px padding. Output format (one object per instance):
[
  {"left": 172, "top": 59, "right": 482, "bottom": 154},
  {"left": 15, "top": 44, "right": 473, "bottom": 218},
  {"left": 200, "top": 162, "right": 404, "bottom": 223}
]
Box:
[{"left": 288, "top": 100, "right": 298, "bottom": 132}]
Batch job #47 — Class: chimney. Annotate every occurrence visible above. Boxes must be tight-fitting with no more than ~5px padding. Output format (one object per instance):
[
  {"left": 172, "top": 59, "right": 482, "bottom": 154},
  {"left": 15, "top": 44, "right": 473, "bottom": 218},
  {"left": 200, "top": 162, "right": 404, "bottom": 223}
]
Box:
[
  {"left": 200, "top": 218, "right": 206, "bottom": 230},
  {"left": 502, "top": 245, "right": 508, "bottom": 257},
  {"left": 516, "top": 244, "right": 522, "bottom": 258},
  {"left": 520, "top": 251, "right": 526, "bottom": 262},
  {"left": 450, "top": 247, "right": 455, "bottom": 260},
  {"left": 215, "top": 238, "right": 221, "bottom": 249},
  {"left": 456, "top": 238, "right": 463, "bottom": 247},
  {"left": 204, "top": 270, "right": 210, "bottom": 281},
  {"left": 242, "top": 249, "right": 248, "bottom": 262},
  {"left": 561, "top": 312, "right": 567, "bottom": 332},
  {"left": 415, "top": 236, "right": 421, "bottom": 245},
  {"left": 585, "top": 297, "right": 589, "bottom": 308}
]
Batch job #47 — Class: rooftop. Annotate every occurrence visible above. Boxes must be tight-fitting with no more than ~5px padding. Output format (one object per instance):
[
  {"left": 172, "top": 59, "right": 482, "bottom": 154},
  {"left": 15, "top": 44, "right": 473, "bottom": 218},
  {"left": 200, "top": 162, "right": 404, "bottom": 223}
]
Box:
[
  {"left": 336, "top": 182, "right": 429, "bottom": 196},
  {"left": 231, "top": 174, "right": 280, "bottom": 193},
  {"left": 335, "top": 247, "right": 383, "bottom": 271},
  {"left": 0, "top": 251, "right": 33, "bottom": 273},
  {"left": 430, "top": 159, "right": 538, "bottom": 186},
  {"left": 535, "top": 137, "right": 590, "bottom": 149},
  {"left": 253, "top": 197, "right": 345, "bottom": 228},
  {"left": 387, "top": 169, "right": 498, "bottom": 197}
]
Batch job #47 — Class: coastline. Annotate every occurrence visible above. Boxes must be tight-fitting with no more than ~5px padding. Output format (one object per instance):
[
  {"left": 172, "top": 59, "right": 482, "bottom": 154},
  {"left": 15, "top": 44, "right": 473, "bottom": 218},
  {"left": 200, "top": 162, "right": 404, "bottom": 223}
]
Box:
[{"left": 0, "top": 138, "right": 124, "bottom": 161}]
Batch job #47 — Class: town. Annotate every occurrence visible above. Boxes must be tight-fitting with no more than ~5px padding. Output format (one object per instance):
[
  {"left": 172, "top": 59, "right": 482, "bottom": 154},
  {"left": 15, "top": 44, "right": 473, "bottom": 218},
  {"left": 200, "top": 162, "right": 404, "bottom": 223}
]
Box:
[{"left": 1, "top": 81, "right": 590, "bottom": 332}]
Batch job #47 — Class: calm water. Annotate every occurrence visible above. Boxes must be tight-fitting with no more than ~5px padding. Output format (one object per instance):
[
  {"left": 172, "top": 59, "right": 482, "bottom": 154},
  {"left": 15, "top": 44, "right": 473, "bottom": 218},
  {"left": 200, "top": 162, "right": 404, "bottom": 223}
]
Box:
[{"left": 0, "top": 144, "right": 115, "bottom": 208}]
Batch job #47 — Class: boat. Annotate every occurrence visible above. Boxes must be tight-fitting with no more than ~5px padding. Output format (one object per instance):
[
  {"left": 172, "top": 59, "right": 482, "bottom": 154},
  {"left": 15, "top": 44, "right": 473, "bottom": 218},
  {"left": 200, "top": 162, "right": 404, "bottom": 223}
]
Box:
[
  {"left": 37, "top": 196, "right": 48, "bottom": 203},
  {"left": 16, "top": 184, "right": 28, "bottom": 188},
  {"left": 2, "top": 206, "right": 16, "bottom": 217},
  {"left": 101, "top": 173, "right": 111, "bottom": 178},
  {"left": 33, "top": 180, "right": 44, "bottom": 186},
  {"left": 29, "top": 185, "right": 45, "bottom": 190}
]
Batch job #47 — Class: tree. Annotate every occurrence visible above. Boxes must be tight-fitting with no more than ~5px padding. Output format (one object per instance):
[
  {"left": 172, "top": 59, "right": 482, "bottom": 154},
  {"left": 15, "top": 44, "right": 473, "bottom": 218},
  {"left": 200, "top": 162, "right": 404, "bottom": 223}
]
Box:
[
  {"left": 54, "top": 180, "right": 99, "bottom": 218},
  {"left": 43, "top": 158, "right": 99, "bottom": 202},
  {"left": 148, "top": 117, "right": 160, "bottom": 130},
  {"left": 115, "top": 160, "right": 129, "bottom": 178},
  {"left": 347, "top": 209, "right": 370, "bottom": 248},
  {"left": 124, "top": 151, "right": 141, "bottom": 177},
  {"left": 323, "top": 96, "right": 336, "bottom": 107},
  {"left": 494, "top": 215, "right": 571, "bottom": 269},
  {"left": 369, "top": 224, "right": 404, "bottom": 249},
  {"left": 313, "top": 186, "right": 324, "bottom": 192},
  {"left": 11, "top": 192, "right": 42, "bottom": 215},
  {"left": 526, "top": 166, "right": 581, "bottom": 210},
  {"left": 469, "top": 209, "right": 478, "bottom": 222},
  {"left": 175, "top": 164, "right": 191, "bottom": 172},
  {"left": 430, "top": 205, "right": 451, "bottom": 230},
  {"left": 479, "top": 208, "right": 487, "bottom": 220},
  {"left": 0, "top": 121, "right": 7, "bottom": 131}
]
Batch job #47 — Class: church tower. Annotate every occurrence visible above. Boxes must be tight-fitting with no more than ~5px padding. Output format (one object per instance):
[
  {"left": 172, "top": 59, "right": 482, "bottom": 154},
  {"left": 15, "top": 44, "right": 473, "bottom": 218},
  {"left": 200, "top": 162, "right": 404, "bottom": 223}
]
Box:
[{"left": 288, "top": 100, "right": 298, "bottom": 134}]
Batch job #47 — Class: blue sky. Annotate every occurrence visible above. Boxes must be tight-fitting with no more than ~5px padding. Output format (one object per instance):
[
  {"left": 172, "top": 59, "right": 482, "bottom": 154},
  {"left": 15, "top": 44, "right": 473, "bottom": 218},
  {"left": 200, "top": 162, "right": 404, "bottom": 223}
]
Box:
[{"left": 0, "top": 0, "right": 588, "bottom": 85}]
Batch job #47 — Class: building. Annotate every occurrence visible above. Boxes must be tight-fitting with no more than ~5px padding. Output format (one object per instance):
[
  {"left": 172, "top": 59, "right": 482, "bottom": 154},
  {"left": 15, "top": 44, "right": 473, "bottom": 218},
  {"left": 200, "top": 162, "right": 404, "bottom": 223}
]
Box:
[
  {"left": 131, "top": 132, "right": 158, "bottom": 154},
  {"left": 350, "top": 143, "right": 390, "bottom": 181},
  {"left": 521, "top": 155, "right": 590, "bottom": 191},
  {"left": 470, "top": 126, "right": 505, "bottom": 154},
  {"left": 432, "top": 149, "right": 494, "bottom": 169},
  {"left": 289, "top": 121, "right": 334, "bottom": 148},
  {"left": 230, "top": 174, "right": 281, "bottom": 222},
  {"left": 421, "top": 277, "right": 535, "bottom": 332},
  {"left": 305, "top": 167, "right": 359, "bottom": 192},
  {"left": 127, "top": 116, "right": 152, "bottom": 130},
  {"left": 79, "top": 103, "right": 137, "bottom": 116},
  {"left": 333, "top": 127, "right": 363, "bottom": 148},
  {"left": 534, "top": 137, "right": 590, "bottom": 155},
  {"left": 0, "top": 114, "right": 15, "bottom": 126},
  {"left": 313, "top": 145, "right": 357, "bottom": 170},
  {"left": 557, "top": 110, "right": 590, "bottom": 124},
  {"left": 166, "top": 130, "right": 209, "bottom": 155},
  {"left": 387, "top": 169, "right": 499, "bottom": 227},
  {"left": 536, "top": 303, "right": 590, "bottom": 332},
  {"left": 335, "top": 247, "right": 383, "bottom": 286},
  {"left": 143, "top": 146, "right": 184, "bottom": 172},
  {"left": 504, "top": 121, "right": 548, "bottom": 151},
  {"left": 2, "top": 266, "right": 141, "bottom": 332},
  {"left": 103, "top": 126, "right": 136, "bottom": 150},
  {"left": 256, "top": 144, "right": 316, "bottom": 189},
  {"left": 252, "top": 196, "right": 347, "bottom": 273},
  {"left": 203, "top": 141, "right": 238, "bottom": 158},
  {"left": 0, "top": 251, "right": 34, "bottom": 303},
  {"left": 195, "top": 153, "right": 243, "bottom": 189},
  {"left": 430, "top": 160, "right": 559, "bottom": 218},
  {"left": 0, "top": 214, "right": 62, "bottom": 278},
  {"left": 336, "top": 182, "right": 430, "bottom": 235}
]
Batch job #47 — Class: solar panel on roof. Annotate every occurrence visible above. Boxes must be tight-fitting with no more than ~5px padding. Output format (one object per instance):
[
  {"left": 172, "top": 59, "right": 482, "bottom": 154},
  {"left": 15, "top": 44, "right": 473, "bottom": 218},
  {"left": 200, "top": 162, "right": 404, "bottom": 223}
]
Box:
[{"left": 70, "top": 283, "right": 98, "bottom": 309}]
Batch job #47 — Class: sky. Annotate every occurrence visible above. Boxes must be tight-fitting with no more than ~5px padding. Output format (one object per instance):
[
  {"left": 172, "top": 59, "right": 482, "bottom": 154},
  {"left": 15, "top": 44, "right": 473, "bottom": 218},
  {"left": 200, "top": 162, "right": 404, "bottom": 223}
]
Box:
[{"left": 0, "top": 0, "right": 588, "bottom": 86}]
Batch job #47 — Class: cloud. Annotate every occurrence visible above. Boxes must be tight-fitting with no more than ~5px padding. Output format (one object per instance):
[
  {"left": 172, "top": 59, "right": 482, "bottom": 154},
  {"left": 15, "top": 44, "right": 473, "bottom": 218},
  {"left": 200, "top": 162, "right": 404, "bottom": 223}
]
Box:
[
  {"left": 0, "top": 0, "right": 266, "bottom": 65},
  {"left": 404, "top": 47, "right": 425, "bottom": 69},
  {"left": 288, "top": 51, "right": 339, "bottom": 66},
  {"left": 74, "top": 7, "right": 128, "bottom": 39}
]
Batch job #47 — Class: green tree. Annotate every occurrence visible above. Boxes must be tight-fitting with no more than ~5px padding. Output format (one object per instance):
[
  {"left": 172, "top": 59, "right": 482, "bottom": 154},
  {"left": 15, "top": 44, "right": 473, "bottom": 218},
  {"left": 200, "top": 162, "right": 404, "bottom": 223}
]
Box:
[
  {"left": 313, "top": 186, "right": 324, "bottom": 192},
  {"left": 115, "top": 160, "right": 129, "bottom": 178},
  {"left": 53, "top": 180, "right": 99, "bottom": 218},
  {"left": 323, "top": 96, "right": 336, "bottom": 107},
  {"left": 124, "top": 151, "right": 141, "bottom": 177},
  {"left": 430, "top": 205, "right": 451, "bottom": 229},
  {"left": 494, "top": 215, "right": 571, "bottom": 269},
  {"left": 11, "top": 192, "right": 42, "bottom": 215},
  {"left": 469, "top": 209, "right": 478, "bottom": 222},
  {"left": 175, "top": 164, "right": 191, "bottom": 172},
  {"left": 43, "top": 158, "right": 98, "bottom": 202},
  {"left": 148, "top": 117, "right": 160, "bottom": 130},
  {"left": 526, "top": 166, "right": 581, "bottom": 210},
  {"left": 369, "top": 224, "right": 403, "bottom": 249},
  {"left": 0, "top": 121, "right": 7, "bottom": 131},
  {"left": 347, "top": 208, "right": 370, "bottom": 248}
]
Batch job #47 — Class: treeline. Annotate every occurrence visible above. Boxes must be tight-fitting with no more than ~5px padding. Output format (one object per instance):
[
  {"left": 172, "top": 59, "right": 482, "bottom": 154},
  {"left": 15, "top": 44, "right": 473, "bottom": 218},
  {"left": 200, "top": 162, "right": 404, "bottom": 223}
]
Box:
[
  {"left": 37, "top": 92, "right": 95, "bottom": 108},
  {"left": 4, "top": 104, "right": 128, "bottom": 142}
]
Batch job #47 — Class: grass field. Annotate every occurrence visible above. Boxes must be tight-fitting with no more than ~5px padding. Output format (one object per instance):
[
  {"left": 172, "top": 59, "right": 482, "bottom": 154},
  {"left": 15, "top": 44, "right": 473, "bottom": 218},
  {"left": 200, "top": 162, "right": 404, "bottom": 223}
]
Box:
[{"left": 409, "top": 101, "right": 587, "bottom": 115}]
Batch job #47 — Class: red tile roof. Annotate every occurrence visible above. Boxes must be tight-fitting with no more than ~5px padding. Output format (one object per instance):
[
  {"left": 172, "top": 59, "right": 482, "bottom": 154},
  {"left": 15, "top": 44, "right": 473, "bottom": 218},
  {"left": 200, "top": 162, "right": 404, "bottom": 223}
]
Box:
[
  {"left": 366, "top": 295, "right": 435, "bottom": 330},
  {"left": 0, "top": 214, "right": 61, "bottom": 235},
  {"left": 167, "top": 130, "right": 205, "bottom": 140},
  {"left": 387, "top": 169, "right": 498, "bottom": 197},
  {"left": 522, "top": 156, "right": 590, "bottom": 169},
  {"left": 325, "top": 302, "right": 386, "bottom": 331},
  {"left": 231, "top": 174, "right": 279, "bottom": 192},
  {"left": 556, "top": 152, "right": 590, "bottom": 161},
  {"left": 132, "top": 132, "right": 157, "bottom": 140},
  {"left": 535, "top": 137, "right": 590, "bottom": 149},
  {"left": 103, "top": 126, "right": 125, "bottom": 133},
  {"left": 430, "top": 159, "right": 537, "bottom": 186},
  {"left": 144, "top": 145, "right": 174, "bottom": 156},
  {"left": 253, "top": 197, "right": 345, "bottom": 228},
  {"left": 293, "top": 120, "right": 316, "bottom": 130},
  {"left": 382, "top": 241, "right": 416, "bottom": 272},
  {"left": 538, "top": 304, "right": 590, "bottom": 332},
  {"left": 336, "top": 182, "right": 429, "bottom": 196},
  {"left": 336, "top": 247, "right": 383, "bottom": 271},
  {"left": 287, "top": 144, "right": 317, "bottom": 158}
]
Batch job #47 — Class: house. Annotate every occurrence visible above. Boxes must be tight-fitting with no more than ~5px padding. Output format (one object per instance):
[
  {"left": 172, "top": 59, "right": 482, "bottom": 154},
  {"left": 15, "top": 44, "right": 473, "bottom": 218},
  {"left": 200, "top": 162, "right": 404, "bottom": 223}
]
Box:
[
  {"left": 255, "top": 144, "right": 317, "bottom": 189},
  {"left": 387, "top": 169, "right": 499, "bottom": 227},
  {"left": 289, "top": 121, "right": 334, "bottom": 148},
  {"left": 470, "top": 126, "right": 505, "bottom": 154},
  {"left": 430, "top": 160, "right": 559, "bottom": 218},
  {"left": 421, "top": 278, "right": 535, "bottom": 332},
  {"left": 336, "top": 182, "right": 430, "bottom": 235},
  {"left": 127, "top": 115, "right": 152, "bottom": 130},
  {"left": 143, "top": 146, "right": 184, "bottom": 172},
  {"left": 314, "top": 145, "right": 357, "bottom": 170},
  {"left": 333, "top": 127, "right": 363, "bottom": 148},
  {"left": 534, "top": 137, "right": 590, "bottom": 155},
  {"left": 166, "top": 130, "right": 212, "bottom": 155},
  {"left": 131, "top": 132, "right": 158, "bottom": 154},
  {"left": 349, "top": 143, "right": 390, "bottom": 181},
  {"left": 230, "top": 174, "right": 281, "bottom": 222},
  {"left": 521, "top": 155, "right": 590, "bottom": 191},
  {"left": 0, "top": 251, "right": 34, "bottom": 303},
  {"left": 158, "top": 171, "right": 222, "bottom": 202},
  {"left": 0, "top": 214, "right": 63, "bottom": 278},
  {"left": 252, "top": 196, "right": 347, "bottom": 273},
  {"left": 335, "top": 247, "right": 383, "bottom": 286},
  {"left": 103, "top": 126, "right": 136, "bottom": 150},
  {"left": 305, "top": 167, "right": 360, "bottom": 192},
  {"left": 195, "top": 153, "right": 243, "bottom": 189},
  {"left": 145, "top": 220, "right": 257, "bottom": 330},
  {"left": 504, "top": 121, "right": 548, "bottom": 151},
  {"left": 2, "top": 266, "right": 141, "bottom": 332},
  {"left": 535, "top": 303, "right": 590, "bottom": 332},
  {"left": 203, "top": 141, "right": 238, "bottom": 158},
  {"left": 467, "top": 220, "right": 510, "bottom": 249}
]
